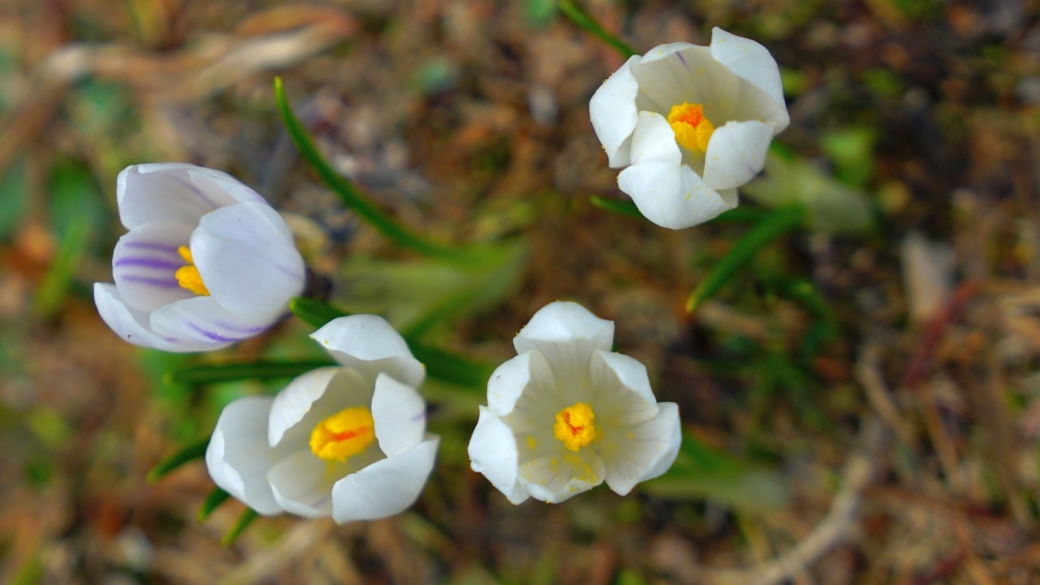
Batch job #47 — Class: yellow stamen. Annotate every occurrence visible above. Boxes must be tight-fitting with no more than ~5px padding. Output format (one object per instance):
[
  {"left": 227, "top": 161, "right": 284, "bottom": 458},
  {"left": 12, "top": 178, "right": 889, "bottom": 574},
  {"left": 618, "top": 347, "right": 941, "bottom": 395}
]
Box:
[
  {"left": 175, "top": 245, "right": 210, "bottom": 296},
  {"left": 309, "top": 406, "right": 376, "bottom": 462},
  {"left": 667, "top": 102, "right": 715, "bottom": 153},
  {"left": 553, "top": 402, "right": 596, "bottom": 452}
]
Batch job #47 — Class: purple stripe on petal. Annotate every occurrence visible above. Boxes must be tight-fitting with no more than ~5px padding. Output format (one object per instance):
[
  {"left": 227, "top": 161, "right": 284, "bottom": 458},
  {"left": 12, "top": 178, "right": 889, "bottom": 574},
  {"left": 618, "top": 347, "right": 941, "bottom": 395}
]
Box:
[
  {"left": 121, "top": 276, "right": 181, "bottom": 289},
  {"left": 186, "top": 322, "right": 244, "bottom": 343},
  {"left": 677, "top": 52, "right": 687, "bottom": 68},
  {"left": 115, "top": 257, "right": 184, "bottom": 270},
  {"left": 215, "top": 321, "right": 269, "bottom": 334},
  {"left": 123, "top": 242, "right": 182, "bottom": 255},
  {"left": 173, "top": 175, "right": 218, "bottom": 208},
  {"left": 410, "top": 412, "right": 425, "bottom": 421}
]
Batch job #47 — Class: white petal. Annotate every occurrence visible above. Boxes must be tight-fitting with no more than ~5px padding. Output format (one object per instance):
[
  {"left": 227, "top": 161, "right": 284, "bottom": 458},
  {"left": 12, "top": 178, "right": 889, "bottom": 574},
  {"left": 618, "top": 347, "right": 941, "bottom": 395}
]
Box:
[
  {"left": 710, "top": 28, "right": 789, "bottom": 132},
  {"left": 601, "top": 403, "right": 682, "bottom": 496},
  {"left": 331, "top": 436, "right": 440, "bottom": 523},
  {"left": 485, "top": 349, "right": 555, "bottom": 417},
  {"left": 205, "top": 397, "right": 288, "bottom": 516},
  {"left": 468, "top": 407, "right": 529, "bottom": 504},
  {"left": 701, "top": 120, "right": 774, "bottom": 190},
  {"left": 186, "top": 167, "right": 268, "bottom": 207},
  {"left": 111, "top": 221, "right": 195, "bottom": 313},
  {"left": 149, "top": 296, "right": 272, "bottom": 348},
  {"left": 267, "top": 367, "right": 340, "bottom": 447},
  {"left": 631, "top": 45, "right": 721, "bottom": 117},
  {"left": 518, "top": 450, "right": 606, "bottom": 504},
  {"left": 268, "top": 367, "right": 375, "bottom": 449},
  {"left": 618, "top": 113, "right": 735, "bottom": 229},
  {"left": 191, "top": 201, "right": 305, "bottom": 322},
  {"left": 267, "top": 445, "right": 384, "bottom": 518},
  {"left": 590, "top": 350, "right": 659, "bottom": 426},
  {"left": 371, "top": 372, "right": 426, "bottom": 458},
  {"left": 514, "top": 301, "right": 614, "bottom": 353},
  {"left": 589, "top": 55, "right": 642, "bottom": 169},
  {"left": 310, "top": 315, "right": 425, "bottom": 388},
  {"left": 93, "top": 283, "right": 210, "bottom": 352},
  {"left": 117, "top": 164, "right": 235, "bottom": 230}
]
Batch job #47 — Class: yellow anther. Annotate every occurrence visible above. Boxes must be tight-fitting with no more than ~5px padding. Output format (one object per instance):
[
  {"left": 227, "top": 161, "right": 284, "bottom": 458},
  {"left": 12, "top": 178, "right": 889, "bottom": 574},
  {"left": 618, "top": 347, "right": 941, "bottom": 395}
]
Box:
[
  {"left": 309, "top": 407, "right": 376, "bottom": 462},
  {"left": 667, "top": 102, "right": 715, "bottom": 153},
  {"left": 553, "top": 402, "right": 596, "bottom": 452},
  {"left": 175, "top": 245, "right": 210, "bottom": 296}
]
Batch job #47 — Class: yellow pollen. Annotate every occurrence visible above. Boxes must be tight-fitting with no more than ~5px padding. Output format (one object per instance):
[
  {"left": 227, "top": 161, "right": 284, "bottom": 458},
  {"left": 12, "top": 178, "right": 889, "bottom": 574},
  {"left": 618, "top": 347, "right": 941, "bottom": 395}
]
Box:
[
  {"left": 309, "top": 406, "right": 376, "bottom": 462},
  {"left": 175, "top": 246, "right": 210, "bottom": 296},
  {"left": 553, "top": 402, "right": 596, "bottom": 452},
  {"left": 667, "top": 102, "right": 715, "bottom": 153}
]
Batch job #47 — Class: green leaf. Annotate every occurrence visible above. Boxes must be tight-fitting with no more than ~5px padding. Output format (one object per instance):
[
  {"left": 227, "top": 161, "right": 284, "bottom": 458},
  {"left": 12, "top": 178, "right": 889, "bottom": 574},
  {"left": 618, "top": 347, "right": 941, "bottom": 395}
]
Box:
[
  {"left": 558, "top": 0, "right": 637, "bottom": 58},
  {"left": 332, "top": 240, "right": 527, "bottom": 338},
  {"left": 288, "top": 297, "right": 347, "bottom": 329},
  {"left": 589, "top": 195, "right": 644, "bottom": 220},
  {"left": 686, "top": 206, "right": 806, "bottom": 313},
  {"left": 274, "top": 78, "right": 480, "bottom": 263},
  {"left": 165, "top": 359, "right": 335, "bottom": 386},
  {"left": 641, "top": 435, "right": 788, "bottom": 511},
  {"left": 742, "top": 151, "right": 873, "bottom": 235},
  {"left": 147, "top": 438, "right": 209, "bottom": 484},
  {"left": 221, "top": 508, "right": 258, "bottom": 547},
  {"left": 197, "top": 487, "right": 231, "bottom": 522}
]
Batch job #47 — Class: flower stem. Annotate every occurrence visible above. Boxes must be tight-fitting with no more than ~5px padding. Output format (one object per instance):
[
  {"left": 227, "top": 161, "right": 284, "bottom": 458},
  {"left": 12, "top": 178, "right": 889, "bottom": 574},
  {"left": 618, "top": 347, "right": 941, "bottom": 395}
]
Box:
[
  {"left": 274, "top": 77, "right": 477, "bottom": 262},
  {"left": 685, "top": 205, "right": 806, "bottom": 313},
  {"left": 558, "top": 0, "right": 637, "bottom": 59}
]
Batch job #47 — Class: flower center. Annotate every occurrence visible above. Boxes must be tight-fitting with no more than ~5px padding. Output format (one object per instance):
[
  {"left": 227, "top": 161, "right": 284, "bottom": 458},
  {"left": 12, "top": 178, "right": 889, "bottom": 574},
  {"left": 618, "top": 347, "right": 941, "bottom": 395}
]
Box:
[
  {"left": 667, "top": 102, "right": 715, "bottom": 153},
  {"left": 553, "top": 402, "right": 596, "bottom": 452},
  {"left": 174, "top": 246, "right": 210, "bottom": 296},
  {"left": 309, "top": 406, "right": 376, "bottom": 462}
]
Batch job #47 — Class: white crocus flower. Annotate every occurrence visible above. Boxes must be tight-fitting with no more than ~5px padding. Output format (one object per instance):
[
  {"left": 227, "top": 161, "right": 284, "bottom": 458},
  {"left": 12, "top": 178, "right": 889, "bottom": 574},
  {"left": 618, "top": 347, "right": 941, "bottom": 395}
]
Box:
[
  {"left": 206, "top": 315, "right": 440, "bottom": 523},
  {"left": 94, "top": 163, "right": 306, "bottom": 352},
  {"left": 468, "top": 302, "right": 681, "bottom": 504},
  {"left": 590, "top": 28, "right": 790, "bottom": 229}
]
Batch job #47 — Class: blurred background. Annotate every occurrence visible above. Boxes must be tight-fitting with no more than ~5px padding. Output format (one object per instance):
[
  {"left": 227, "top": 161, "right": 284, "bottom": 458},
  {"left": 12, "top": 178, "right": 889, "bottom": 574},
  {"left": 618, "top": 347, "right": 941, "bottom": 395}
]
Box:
[{"left": 2, "top": 0, "right": 1040, "bottom": 583}]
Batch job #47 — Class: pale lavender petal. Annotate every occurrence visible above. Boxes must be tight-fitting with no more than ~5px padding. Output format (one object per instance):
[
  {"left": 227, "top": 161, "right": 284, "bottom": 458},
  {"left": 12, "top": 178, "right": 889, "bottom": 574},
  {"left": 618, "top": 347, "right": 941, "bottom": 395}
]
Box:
[
  {"left": 149, "top": 296, "right": 273, "bottom": 349},
  {"left": 190, "top": 201, "right": 305, "bottom": 323},
  {"left": 93, "top": 283, "right": 208, "bottom": 352},
  {"left": 117, "top": 164, "right": 236, "bottom": 230},
  {"left": 112, "top": 221, "right": 195, "bottom": 313}
]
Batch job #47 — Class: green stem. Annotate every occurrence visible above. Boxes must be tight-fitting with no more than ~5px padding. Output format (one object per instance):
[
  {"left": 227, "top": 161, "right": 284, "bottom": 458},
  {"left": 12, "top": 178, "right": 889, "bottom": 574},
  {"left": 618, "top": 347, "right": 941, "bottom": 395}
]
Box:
[
  {"left": 558, "top": 0, "right": 637, "bottom": 58},
  {"left": 274, "top": 78, "right": 473, "bottom": 262},
  {"left": 686, "top": 206, "right": 806, "bottom": 313}
]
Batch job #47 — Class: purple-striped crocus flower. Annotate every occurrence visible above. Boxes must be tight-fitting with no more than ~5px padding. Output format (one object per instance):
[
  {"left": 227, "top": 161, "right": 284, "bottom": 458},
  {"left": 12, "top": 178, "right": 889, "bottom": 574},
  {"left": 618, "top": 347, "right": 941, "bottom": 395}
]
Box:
[
  {"left": 94, "top": 163, "right": 305, "bottom": 352},
  {"left": 206, "top": 315, "right": 440, "bottom": 523}
]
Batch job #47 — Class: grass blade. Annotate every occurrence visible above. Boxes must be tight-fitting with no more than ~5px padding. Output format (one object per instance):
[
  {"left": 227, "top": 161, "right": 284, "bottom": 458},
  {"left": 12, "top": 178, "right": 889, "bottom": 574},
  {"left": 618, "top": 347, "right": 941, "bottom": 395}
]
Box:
[
  {"left": 165, "top": 359, "right": 336, "bottom": 386},
  {"left": 221, "top": 508, "right": 258, "bottom": 547},
  {"left": 558, "top": 0, "right": 637, "bottom": 58},
  {"left": 147, "top": 438, "right": 209, "bottom": 484},
  {"left": 197, "top": 487, "right": 231, "bottom": 522},
  {"left": 686, "top": 205, "right": 806, "bottom": 313}
]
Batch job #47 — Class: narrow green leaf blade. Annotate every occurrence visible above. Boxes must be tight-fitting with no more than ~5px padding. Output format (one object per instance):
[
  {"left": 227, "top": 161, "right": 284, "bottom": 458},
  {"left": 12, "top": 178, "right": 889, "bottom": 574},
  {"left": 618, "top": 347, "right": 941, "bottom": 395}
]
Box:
[
  {"left": 197, "top": 487, "right": 231, "bottom": 522},
  {"left": 165, "top": 360, "right": 336, "bottom": 386},
  {"left": 221, "top": 508, "right": 258, "bottom": 547},
  {"left": 289, "top": 296, "right": 347, "bottom": 329},
  {"left": 589, "top": 195, "right": 644, "bottom": 219},
  {"left": 147, "top": 438, "right": 209, "bottom": 484},
  {"left": 686, "top": 205, "right": 806, "bottom": 313},
  {"left": 558, "top": 0, "right": 637, "bottom": 58}
]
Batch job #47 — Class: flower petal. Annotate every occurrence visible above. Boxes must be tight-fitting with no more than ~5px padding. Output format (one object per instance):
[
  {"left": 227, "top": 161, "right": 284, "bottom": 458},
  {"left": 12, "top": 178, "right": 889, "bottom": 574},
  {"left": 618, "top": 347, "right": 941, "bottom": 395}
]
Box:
[
  {"left": 485, "top": 349, "right": 556, "bottom": 417},
  {"left": 513, "top": 301, "right": 614, "bottom": 354},
  {"left": 205, "top": 397, "right": 288, "bottom": 515},
  {"left": 590, "top": 350, "right": 659, "bottom": 426},
  {"left": 149, "top": 296, "right": 272, "bottom": 348},
  {"left": 267, "top": 367, "right": 341, "bottom": 447},
  {"left": 631, "top": 45, "right": 721, "bottom": 117},
  {"left": 619, "top": 113, "right": 736, "bottom": 229},
  {"left": 701, "top": 120, "right": 775, "bottom": 190},
  {"left": 117, "top": 164, "right": 235, "bottom": 230},
  {"left": 190, "top": 201, "right": 305, "bottom": 322},
  {"left": 468, "top": 407, "right": 530, "bottom": 504},
  {"left": 518, "top": 449, "right": 606, "bottom": 504},
  {"left": 93, "top": 283, "right": 209, "bottom": 352},
  {"left": 331, "top": 436, "right": 440, "bottom": 523},
  {"left": 601, "top": 402, "right": 682, "bottom": 496},
  {"left": 310, "top": 315, "right": 425, "bottom": 388},
  {"left": 111, "top": 221, "right": 195, "bottom": 313},
  {"left": 267, "top": 445, "right": 384, "bottom": 518},
  {"left": 371, "top": 372, "right": 426, "bottom": 458},
  {"left": 589, "top": 55, "right": 642, "bottom": 169},
  {"left": 709, "top": 28, "right": 789, "bottom": 133}
]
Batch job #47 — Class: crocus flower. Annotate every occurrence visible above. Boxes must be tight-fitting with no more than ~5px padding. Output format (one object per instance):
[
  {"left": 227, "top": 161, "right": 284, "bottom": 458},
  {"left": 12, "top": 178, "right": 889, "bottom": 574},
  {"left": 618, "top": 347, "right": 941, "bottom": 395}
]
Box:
[
  {"left": 206, "top": 315, "right": 440, "bottom": 523},
  {"left": 94, "top": 163, "right": 306, "bottom": 352},
  {"left": 590, "top": 28, "right": 790, "bottom": 229},
  {"left": 468, "top": 302, "right": 681, "bottom": 504}
]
